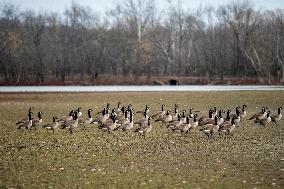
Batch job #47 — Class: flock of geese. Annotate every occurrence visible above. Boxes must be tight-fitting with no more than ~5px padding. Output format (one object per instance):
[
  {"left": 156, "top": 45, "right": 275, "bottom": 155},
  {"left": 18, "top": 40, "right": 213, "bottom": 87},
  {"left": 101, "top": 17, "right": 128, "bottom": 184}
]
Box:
[{"left": 15, "top": 102, "right": 282, "bottom": 138}]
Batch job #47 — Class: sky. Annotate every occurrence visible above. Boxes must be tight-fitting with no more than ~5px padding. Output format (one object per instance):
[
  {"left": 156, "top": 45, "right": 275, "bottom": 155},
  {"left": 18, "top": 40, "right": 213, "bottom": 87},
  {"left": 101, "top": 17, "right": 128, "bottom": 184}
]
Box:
[{"left": 4, "top": 0, "right": 284, "bottom": 16}]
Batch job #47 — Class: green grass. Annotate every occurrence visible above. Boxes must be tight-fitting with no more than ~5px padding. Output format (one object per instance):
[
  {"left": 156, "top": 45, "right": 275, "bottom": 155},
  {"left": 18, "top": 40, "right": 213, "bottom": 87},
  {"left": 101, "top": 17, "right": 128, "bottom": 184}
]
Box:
[{"left": 0, "top": 91, "right": 283, "bottom": 188}]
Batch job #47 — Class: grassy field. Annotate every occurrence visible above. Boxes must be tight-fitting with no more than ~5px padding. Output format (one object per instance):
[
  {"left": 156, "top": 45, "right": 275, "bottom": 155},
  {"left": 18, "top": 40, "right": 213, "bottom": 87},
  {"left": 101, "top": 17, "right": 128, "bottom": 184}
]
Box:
[{"left": 0, "top": 91, "right": 283, "bottom": 189}]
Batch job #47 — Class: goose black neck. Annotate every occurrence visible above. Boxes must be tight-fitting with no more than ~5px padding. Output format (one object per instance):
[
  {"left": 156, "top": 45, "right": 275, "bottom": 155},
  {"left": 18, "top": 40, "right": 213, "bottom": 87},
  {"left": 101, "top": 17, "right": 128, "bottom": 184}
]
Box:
[
  {"left": 129, "top": 113, "right": 133, "bottom": 122},
  {"left": 231, "top": 117, "right": 235, "bottom": 124},
  {"left": 38, "top": 112, "right": 42, "bottom": 119},
  {"left": 28, "top": 113, "right": 32, "bottom": 121},
  {"left": 218, "top": 110, "right": 222, "bottom": 118}
]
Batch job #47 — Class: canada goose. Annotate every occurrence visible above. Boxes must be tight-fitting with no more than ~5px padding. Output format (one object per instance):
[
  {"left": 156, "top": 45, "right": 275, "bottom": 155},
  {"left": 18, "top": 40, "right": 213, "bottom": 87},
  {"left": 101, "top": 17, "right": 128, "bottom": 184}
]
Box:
[
  {"left": 97, "top": 103, "right": 110, "bottom": 115},
  {"left": 189, "top": 114, "right": 199, "bottom": 129},
  {"left": 134, "top": 110, "right": 149, "bottom": 127},
  {"left": 115, "top": 101, "right": 121, "bottom": 113},
  {"left": 61, "top": 111, "right": 78, "bottom": 134},
  {"left": 240, "top": 105, "right": 247, "bottom": 118},
  {"left": 199, "top": 116, "right": 219, "bottom": 139},
  {"left": 271, "top": 107, "right": 282, "bottom": 125},
  {"left": 198, "top": 110, "right": 214, "bottom": 126},
  {"left": 212, "top": 107, "right": 218, "bottom": 117},
  {"left": 92, "top": 108, "right": 109, "bottom": 125},
  {"left": 151, "top": 104, "right": 165, "bottom": 118},
  {"left": 198, "top": 109, "right": 213, "bottom": 123},
  {"left": 32, "top": 111, "right": 43, "bottom": 130},
  {"left": 121, "top": 112, "right": 134, "bottom": 131},
  {"left": 135, "top": 117, "right": 152, "bottom": 136},
  {"left": 42, "top": 116, "right": 58, "bottom": 133},
  {"left": 186, "top": 108, "right": 194, "bottom": 118},
  {"left": 230, "top": 109, "right": 241, "bottom": 124},
  {"left": 249, "top": 107, "right": 266, "bottom": 120},
  {"left": 172, "top": 116, "right": 191, "bottom": 134},
  {"left": 61, "top": 111, "right": 77, "bottom": 129},
  {"left": 167, "top": 114, "right": 182, "bottom": 129},
  {"left": 255, "top": 111, "right": 271, "bottom": 126},
  {"left": 58, "top": 110, "right": 74, "bottom": 122},
  {"left": 117, "top": 110, "right": 129, "bottom": 125},
  {"left": 126, "top": 104, "right": 133, "bottom": 117},
  {"left": 79, "top": 109, "right": 93, "bottom": 128},
  {"left": 155, "top": 110, "right": 173, "bottom": 124},
  {"left": 171, "top": 106, "right": 179, "bottom": 121},
  {"left": 102, "top": 115, "right": 118, "bottom": 132},
  {"left": 180, "top": 110, "right": 187, "bottom": 123},
  {"left": 225, "top": 110, "right": 231, "bottom": 122},
  {"left": 230, "top": 106, "right": 240, "bottom": 117},
  {"left": 16, "top": 107, "right": 34, "bottom": 124},
  {"left": 17, "top": 112, "right": 33, "bottom": 130},
  {"left": 137, "top": 105, "right": 149, "bottom": 115},
  {"left": 76, "top": 107, "right": 82, "bottom": 117},
  {"left": 219, "top": 116, "right": 237, "bottom": 136},
  {"left": 217, "top": 110, "right": 225, "bottom": 125}
]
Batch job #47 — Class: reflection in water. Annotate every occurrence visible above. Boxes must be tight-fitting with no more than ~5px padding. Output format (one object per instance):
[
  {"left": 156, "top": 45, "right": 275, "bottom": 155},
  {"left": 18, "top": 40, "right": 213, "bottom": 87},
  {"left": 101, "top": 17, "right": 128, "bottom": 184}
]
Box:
[{"left": 0, "top": 85, "right": 284, "bottom": 92}]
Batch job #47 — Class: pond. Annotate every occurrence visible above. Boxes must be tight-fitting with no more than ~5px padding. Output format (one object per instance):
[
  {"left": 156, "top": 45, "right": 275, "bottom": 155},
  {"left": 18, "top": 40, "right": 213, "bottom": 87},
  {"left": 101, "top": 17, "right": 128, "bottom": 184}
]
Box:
[{"left": 0, "top": 85, "right": 284, "bottom": 92}]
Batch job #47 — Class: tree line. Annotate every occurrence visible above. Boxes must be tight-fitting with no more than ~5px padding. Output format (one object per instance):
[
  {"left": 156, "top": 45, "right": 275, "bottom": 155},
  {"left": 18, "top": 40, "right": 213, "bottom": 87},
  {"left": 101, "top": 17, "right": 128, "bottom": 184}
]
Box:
[{"left": 0, "top": 0, "right": 283, "bottom": 83}]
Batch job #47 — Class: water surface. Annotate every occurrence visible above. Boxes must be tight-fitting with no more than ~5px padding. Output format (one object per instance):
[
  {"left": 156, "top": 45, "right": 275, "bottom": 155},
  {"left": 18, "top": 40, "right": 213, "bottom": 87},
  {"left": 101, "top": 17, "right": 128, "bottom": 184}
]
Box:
[{"left": 0, "top": 85, "right": 284, "bottom": 92}]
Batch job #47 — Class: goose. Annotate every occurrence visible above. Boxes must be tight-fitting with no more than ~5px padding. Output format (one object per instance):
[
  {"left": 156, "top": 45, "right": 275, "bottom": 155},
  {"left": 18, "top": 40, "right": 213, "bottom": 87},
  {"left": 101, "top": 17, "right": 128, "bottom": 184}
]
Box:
[
  {"left": 97, "top": 103, "right": 110, "bottom": 115},
  {"left": 171, "top": 106, "right": 179, "bottom": 121},
  {"left": 117, "top": 110, "right": 129, "bottom": 125},
  {"left": 17, "top": 112, "right": 33, "bottom": 130},
  {"left": 255, "top": 111, "right": 271, "bottom": 126},
  {"left": 58, "top": 110, "right": 74, "bottom": 123},
  {"left": 135, "top": 117, "right": 152, "bottom": 136},
  {"left": 189, "top": 114, "right": 199, "bottom": 130},
  {"left": 198, "top": 109, "right": 213, "bottom": 123},
  {"left": 136, "top": 105, "right": 149, "bottom": 115},
  {"left": 32, "top": 111, "right": 43, "bottom": 130},
  {"left": 199, "top": 116, "right": 219, "bottom": 139},
  {"left": 172, "top": 116, "right": 191, "bottom": 134},
  {"left": 240, "top": 105, "right": 247, "bottom": 118},
  {"left": 212, "top": 107, "right": 218, "bottom": 117},
  {"left": 155, "top": 110, "right": 173, "bottom": 124},
  {"left": 117, "top": 106, "right": 127, "bottom": 118},
  {"left": 217, "top": 110, "right": 225, "bottom": 125},
  {"left": 230, "top": 109, "right": 241, "bottom": 124},
  {"left": 115, "top": 101, "right": 121, "bottom": 113},
  {"left": 224, "top": 110, "right": 231, "bottom": 122},
  {"left": 198, "top": 110, "right": 214, "bottom": 126},
  {"left": 121, "top": 112, "right": 134, "bottom": 131},
  {"left": 249, "top": 107, "right": 266, "bottom": 120},
  {"left": 151, "top": 104, "right": 165, "bottom": 119},
  {"left": 16, "top": 107, "right": 34, "bottom": 124},
  {"left": 102, "top": 115, "right": 118, "bottom": 132},
  {"left": 229, "top": 106, "right": 240, "bottom": 118},
  {"left": 61, "top": 111, "right": 78, "bottom": 134},
  {"left": 76, "top": 107, "right": 82, "bottom": 117},
  {"left": 42, "top": 116, "right": 58, "bottom": 133},
  {"left": 180, "top": 110, "right": 187, "bottom": 123},
  {"left": 167, "top": 114, "right": 182, "bottom": 129},
  {"left": 219, "top": 116, "right": 237, "bottom": 136},
  {"left": 92, "top": 108, "right": 109, "bottom": 125},
  {"left": 186, "top": 108, "right": 194, "bottom": 118},
  {"left": 79, "top": 109, "right": 93, "bottom": 128},
  {"left": 61, "top": 111, "right": 77, "bottom": 129},
  {"left": 99, "top": 112, "right": 117, "bottom": 128},
  {"left": 271, "top": 107, "right": 282, "bottom": 125},
  {"left": 134, "top": 110, "right": 149, "bottom": 127}
]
